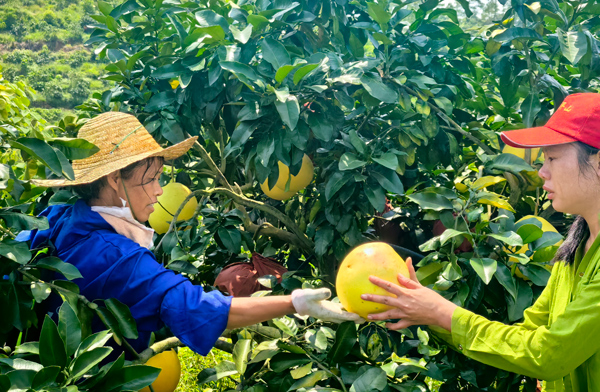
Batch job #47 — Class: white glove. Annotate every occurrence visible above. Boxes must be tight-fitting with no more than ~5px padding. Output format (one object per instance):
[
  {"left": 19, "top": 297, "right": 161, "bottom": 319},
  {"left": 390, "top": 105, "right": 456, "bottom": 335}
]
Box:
[{"left": 291, "top": 288, "right": 365, "bottom": 324}]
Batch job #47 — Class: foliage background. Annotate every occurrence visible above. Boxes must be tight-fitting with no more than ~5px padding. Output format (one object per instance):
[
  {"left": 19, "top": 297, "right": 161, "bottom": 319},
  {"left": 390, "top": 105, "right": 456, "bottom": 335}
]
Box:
[{"left": 1, "top": 0, "right": 600, "bottom": 391}]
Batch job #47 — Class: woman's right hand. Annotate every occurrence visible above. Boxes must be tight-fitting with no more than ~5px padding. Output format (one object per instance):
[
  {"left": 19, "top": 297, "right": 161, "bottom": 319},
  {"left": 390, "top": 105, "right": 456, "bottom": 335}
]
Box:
[{"left": 360, "top": 258, "right": 458, "bottom": 331}]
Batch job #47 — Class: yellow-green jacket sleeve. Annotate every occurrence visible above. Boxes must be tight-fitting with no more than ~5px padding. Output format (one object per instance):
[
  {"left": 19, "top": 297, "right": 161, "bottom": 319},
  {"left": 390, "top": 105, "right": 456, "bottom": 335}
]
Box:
[{"left": 450, "top": 268, "right": 600, "bottom": 381}]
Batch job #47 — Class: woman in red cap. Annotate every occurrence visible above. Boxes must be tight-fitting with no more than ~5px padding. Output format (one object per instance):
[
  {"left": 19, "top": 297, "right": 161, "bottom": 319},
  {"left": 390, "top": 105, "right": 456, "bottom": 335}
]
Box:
[{"left": 362, "top": 93, "right": 600, "bottom": 391}]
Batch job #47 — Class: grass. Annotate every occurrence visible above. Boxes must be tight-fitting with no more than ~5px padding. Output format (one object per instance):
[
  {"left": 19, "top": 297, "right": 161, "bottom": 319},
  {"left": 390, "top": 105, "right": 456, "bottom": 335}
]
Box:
[{"left": 176, "top": 347, "right": 238, "bottom": 392}]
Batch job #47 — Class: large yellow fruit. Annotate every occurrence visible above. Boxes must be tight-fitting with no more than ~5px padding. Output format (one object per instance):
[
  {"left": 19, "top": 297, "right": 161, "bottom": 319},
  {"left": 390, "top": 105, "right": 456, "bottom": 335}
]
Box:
[
  {"left": 140, "top": 349, "right": 181, "bottom": 392},
  {"left": 336, "top": 242, "right": 409, "bottom": 319},
  {"left": 260, "top": 180, "right": 296, "bottom": 201},
  {"left": 148, "top": 183, "right": 198, "bottom": 234},
  {"left": 261, "top": 155, "right": 314, "bottom": 200},
  {"left": 275, "top": 154, "right": 314, "bottom": 192},
  {"left": 509, "top": 215, "right": 561, "bottom": 279}
]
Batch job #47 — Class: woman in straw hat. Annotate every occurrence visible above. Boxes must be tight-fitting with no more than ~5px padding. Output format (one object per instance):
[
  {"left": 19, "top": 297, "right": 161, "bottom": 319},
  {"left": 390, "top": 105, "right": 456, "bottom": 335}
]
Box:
[
  {"left": 362, "top": 92, "right": 600, "bottom": 391},
  {"left": 19, "top": 112, "right": 362, "bottom": 358}
]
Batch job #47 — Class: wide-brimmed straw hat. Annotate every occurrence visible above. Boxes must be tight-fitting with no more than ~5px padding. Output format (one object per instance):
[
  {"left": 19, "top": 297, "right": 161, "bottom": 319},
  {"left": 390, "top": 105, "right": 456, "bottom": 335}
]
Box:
[
  {"left": 32, "top": 112, "right": 197, "bottom": 187},
  {"left": 501, "top": 93, "right": 600, "bottom": 149}
]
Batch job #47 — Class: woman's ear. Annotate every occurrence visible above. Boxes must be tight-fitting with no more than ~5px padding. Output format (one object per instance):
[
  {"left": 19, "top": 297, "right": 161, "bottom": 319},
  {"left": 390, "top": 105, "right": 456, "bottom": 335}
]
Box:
[{"left": 106, "top": 172, "right": 120, "bottom": 193}]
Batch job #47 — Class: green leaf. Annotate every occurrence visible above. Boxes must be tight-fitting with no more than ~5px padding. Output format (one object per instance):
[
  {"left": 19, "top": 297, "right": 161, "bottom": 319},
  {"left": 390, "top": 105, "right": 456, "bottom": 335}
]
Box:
[
  {"left": 152, "top": 63, "right": 187, "bottom": 80},
  {"left": 521, "top": 92, "right": 541, "bottom": 128},
  {"left": 39, "top": 315, "right": 67, "bottom": 369},
  {"left": 231, "top": 24, "right": 252, "bottom": 44},
  {"left": 517, "top": 224, "right": 543, "bottom": 244},
  {"left": 35, "top": 257, "right": 83, "bottom": 281},
  {"left": 0, "top": 241, "right": 31, "bottom": 265},
  {"left": 519, "top": 263, "right": 551, "bottom": 286},
  {"left": 367, "top": 2, "right": 391, "bottom": 31},
  {"left": 288, "top": 370, "right": 328, "bottom": 391},
  {"left": 98, "top": 1, "right": 113, "bottom": 16},
  {"left": 305, "top": 330, "right": 327, "bottom": 351},
  {"left": 233, "top": 339, "right": 251, "bottom": 374},
  {"left": 487, "top": 153, "right": 533, "bottom": 173},
  {"left": 557, "top": 28, "right": 588, "bottom": 65},
  {"left": 197, "top": 361, "right": 238, "bottom": 384},
  {"left": 6, "top": 370, "right": 36, "bottom": 391},
  {"left": 371, "top": 168, "right": 404, "bottom": 195},
  {"left": 220, "top": 61, "right": 259, "bottom": 82},
  {"left": 49, "top": 138, "right": 100, "bottom": 160},
  {"left": 360, "top": 73, "right": 398, "bottom": 103},
  {"left": 325, "top": 172, "right": 352, "bottom": 201},
  {"left": 270, "top": 353, "right": 311, "bottom": 373},
  {"left": 476, "top": 191, "right": 515, "bottom": 212},
  {"left": 293, "top": 63, "right": 319, "bottom": 85},
  {"left": 408, "top": 193, "right": 453, "bottom": 211},
  {"left": 471, "top": 176, "right": 506, "bottom": 191},
  {"left": 415, "top": 262, "right": 444, "bottom": 286},
  {"left": 488, "top": 231, "right": 523, "bottom": 247},
  {"left": 349, "top": 130, "right": 367, "bottom": 155},
  {"left": 10, "top": 138, "right": 72, "bottom": 180},
  {"left": 365, "top": 182, "right": 386, "bottom": 212},
  {"left": 195, "top": 10, "right": 229, "bottom": 32},
  {"left": 315, "top": 227, "right": 334, "bottom": 257},
  {"left": 470, "top": 258, "right": 497, "bottom": 285},
  {"left": 494, "top": 27, "right": 543, "bottom": 42},
  {"left": 59, "top": 302, "right": 82, "bottom": 357},
  {"left": 31, "top": 366, "right": 61, "bottom": 390},
  {"left": 350, "top": 367, "right": 387, "bottom": 392},
  {"left": 328, "top": 321, "right": 357, "bottom": 364},
  {"left": 507, "top": 279, "right": 533, "bottom": 322},
  {"left": 0, "top": 375, "right": 7, "bottom": 392},
  {"left": 262, "top": 37, "right": 291, "bottom": 69},
  {"left": 339, "top": 153, "right": 367, "bottom": 171},
  {"left": 145, "top": 91, "right": 176, "bottom": 112},
  {"left": 68, "top": 347, "right": 112, "bottom": 382},
  {"left": 75, "top": 331, "right": 113, "bottom": 357},
  {"left": 531, "top": 231, "right": 563, "bottom": 250},
  {"left": 275, "top": 95, "right": 300, "bottom": 131},
  {"left": 0, "top": 211, "right": 48, "bottom": 231},
  {"left": 100, "top": 365, "right": 161, "bottom": 391},
  {"left": 440, "top": 229, "right": 471, "bottom": 246},
  {"left": 216, "top": 227, "right": 242, "bottom": 254},
  {"left": 105, "top": 298, "right": 138, "bottom": 340},
  {"left": 14, "top": 342, "right": 39, "bottom": 355},
  {"left": 372, "top": 152, "right": 398, "bottom": 170},
  {"left": 290, "top": 362, "right": 313, "bottom": 379},
  {"left": 495, "top": 262, "right": 517, "bottom": 300}
]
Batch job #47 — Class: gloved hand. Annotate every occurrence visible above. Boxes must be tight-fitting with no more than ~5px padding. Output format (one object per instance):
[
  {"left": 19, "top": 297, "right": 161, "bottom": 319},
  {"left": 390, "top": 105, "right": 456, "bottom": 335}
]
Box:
[{"left": 291, "top": 288, "right": 365, "bottom": 324}]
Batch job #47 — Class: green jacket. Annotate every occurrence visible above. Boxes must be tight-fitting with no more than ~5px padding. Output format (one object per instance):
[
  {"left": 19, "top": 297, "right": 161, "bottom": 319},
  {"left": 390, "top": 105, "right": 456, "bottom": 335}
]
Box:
[{"left": 434, "top": 234, "right": 600, "bottom": 391}]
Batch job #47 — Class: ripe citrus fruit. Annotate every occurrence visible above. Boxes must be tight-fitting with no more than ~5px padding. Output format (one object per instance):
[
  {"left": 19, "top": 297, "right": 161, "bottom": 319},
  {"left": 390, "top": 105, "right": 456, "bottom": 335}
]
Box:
[
  {"left": 140, "top": 349, "right": 181, "bottom": 392},
  {"left": 260, "top": 180, "right": 297, "bottom": 201},
  {"left": 148, "top": 182, "right": 198, "bottom": 234},
  {"left": 336, "top": 242, "right": 409, "bottom": 319},
  {"left": 261, "top": 154, "right": 314, "bottom": 200}
]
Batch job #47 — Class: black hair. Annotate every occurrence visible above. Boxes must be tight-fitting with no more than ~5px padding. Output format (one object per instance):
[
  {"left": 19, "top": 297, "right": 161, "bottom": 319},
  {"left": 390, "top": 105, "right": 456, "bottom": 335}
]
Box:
[
  {"left": 552, "top": 142, "right": 600, "bottom": 264},
  {"left": 71, "top": 156, "right": 165, "bottom": 203}
]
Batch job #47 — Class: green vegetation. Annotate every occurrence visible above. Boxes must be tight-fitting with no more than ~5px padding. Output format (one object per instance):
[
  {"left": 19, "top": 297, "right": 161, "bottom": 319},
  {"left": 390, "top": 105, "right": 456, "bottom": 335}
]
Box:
[{"left": 0, "top": 0, "right": 116, "bottom": 122}]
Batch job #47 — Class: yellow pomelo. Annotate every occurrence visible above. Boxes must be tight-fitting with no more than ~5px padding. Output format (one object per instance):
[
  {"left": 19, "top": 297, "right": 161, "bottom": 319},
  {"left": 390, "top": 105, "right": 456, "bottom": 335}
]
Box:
[
  {"left": 509, "top": 215, "right": 561, "bottom": 279},
  {"left": 502, "top": 145, "right": 543, "bottom": 164},
  {"left": 336, "top": 242, "right": 409, "bottom": 319},
  {"left": 148, "top": 183, "right": 198, "bottom": 234},
  {"left": 260, "top": 180, "right": 296, "bottom": 200},
  {"left": 140, "top": 349, "right": 181, "bottom": 392},
  {"left": 275, "top": 154, "right": 315, "bottom": 192}
]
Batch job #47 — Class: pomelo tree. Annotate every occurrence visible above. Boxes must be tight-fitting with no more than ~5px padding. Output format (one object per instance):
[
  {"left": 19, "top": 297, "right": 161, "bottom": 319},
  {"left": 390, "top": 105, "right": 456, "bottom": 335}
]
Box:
[{"left": 2, "top": 0, "right": 600, "bottom": 390}]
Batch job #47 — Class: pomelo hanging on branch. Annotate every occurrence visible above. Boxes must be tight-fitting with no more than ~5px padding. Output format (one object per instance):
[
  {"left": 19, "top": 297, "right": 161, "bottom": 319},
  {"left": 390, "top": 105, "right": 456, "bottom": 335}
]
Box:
[
  {"left": 336, "top": 242, "right": 409, "bottom": 319},
  {"left": 140, "top": 349, "right": 181, "bottom": 392},
  {"left": 261, "top": 154, "right": 314, "bottom": 200},
  {"left": 148, "top": 182, "right": 198, "bottom": 234}
]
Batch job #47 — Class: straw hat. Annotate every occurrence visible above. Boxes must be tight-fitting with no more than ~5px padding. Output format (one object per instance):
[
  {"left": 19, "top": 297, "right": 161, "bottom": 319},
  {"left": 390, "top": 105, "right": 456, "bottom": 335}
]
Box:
[{"left": 33, "top": 112, "right": 197, "bottom": 187}]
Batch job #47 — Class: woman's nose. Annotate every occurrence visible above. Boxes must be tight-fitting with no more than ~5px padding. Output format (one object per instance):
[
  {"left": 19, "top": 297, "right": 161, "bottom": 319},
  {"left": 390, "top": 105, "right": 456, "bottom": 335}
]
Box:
[
  {"left": 156, "top": 182, "right": 164, "bottom": 197},
  {"left": 538, "top": 162, "right": 550, "bottom": 181}
]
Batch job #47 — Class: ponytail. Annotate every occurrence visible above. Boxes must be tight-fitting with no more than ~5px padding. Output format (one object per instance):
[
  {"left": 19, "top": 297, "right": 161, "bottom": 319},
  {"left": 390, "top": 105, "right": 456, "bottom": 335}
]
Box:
[{"left": 553, "top": 216, "right": 588, "bottom": 265}]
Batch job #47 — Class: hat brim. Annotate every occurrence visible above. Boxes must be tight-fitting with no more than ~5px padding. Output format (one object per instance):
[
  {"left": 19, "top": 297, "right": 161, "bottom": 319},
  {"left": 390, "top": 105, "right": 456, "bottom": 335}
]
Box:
[
  {"left": 501, "top": 126, "right": 578, "bottom": 148},
  {"left": 32, "top": 136, "right": 198, "bottom": 187}
]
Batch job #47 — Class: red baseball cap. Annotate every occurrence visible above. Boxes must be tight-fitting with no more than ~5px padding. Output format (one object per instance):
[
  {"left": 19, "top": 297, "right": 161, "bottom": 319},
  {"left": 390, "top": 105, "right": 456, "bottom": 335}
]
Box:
[{"left": 500, "top": 93, "right": 600, "bottom": 149}]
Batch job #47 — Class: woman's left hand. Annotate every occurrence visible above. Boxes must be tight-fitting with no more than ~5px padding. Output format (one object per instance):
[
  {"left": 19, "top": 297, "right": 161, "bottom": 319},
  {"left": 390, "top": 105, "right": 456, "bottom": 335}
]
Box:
[{"left": 361, "top": 258, "right": 458, "bottom": 331}]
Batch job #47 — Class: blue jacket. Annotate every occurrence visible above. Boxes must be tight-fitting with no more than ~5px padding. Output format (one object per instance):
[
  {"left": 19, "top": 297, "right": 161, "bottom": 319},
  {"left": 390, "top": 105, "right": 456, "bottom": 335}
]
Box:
[{"left": 19, "top": 200, "right": 231, "bottom": 356}]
